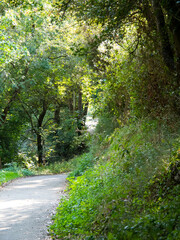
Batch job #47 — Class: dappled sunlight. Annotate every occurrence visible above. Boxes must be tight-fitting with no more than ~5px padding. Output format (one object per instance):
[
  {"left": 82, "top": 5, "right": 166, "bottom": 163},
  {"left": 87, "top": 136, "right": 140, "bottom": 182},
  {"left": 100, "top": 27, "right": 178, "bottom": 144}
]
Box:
[
  {"left": 86, "top": 116, "right": 98, "bottom": 133},
  {"left": 0, "top": 199, "right": 41, "bottom": 209},
  {"left": 0, "top": 174, "right": 67, "bottom": 240}
]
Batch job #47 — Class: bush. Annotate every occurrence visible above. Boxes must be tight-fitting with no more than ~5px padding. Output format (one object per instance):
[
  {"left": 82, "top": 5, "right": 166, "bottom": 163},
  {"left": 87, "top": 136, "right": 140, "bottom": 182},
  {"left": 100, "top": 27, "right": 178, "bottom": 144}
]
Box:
[{"left": 68, "top": 152, "right": 95, "bottom": 178}]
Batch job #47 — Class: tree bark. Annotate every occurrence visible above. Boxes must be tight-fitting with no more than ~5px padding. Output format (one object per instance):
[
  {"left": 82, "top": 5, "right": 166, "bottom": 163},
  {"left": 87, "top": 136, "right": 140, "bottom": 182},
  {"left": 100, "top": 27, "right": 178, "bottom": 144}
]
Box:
[
  {"left": 73, "top": 91, "right": 76, "bottom": 113},
  {"left": 152, "top": 0, "right": 175, "bottom": 70},
  {"left": 167, "top": 1, "right": 180, "bottom": 83},
  {"left": 0, "top": 66, "right": 29, "bottom": 126},
  {"left": 54, "top": 104, "right": 61, "bottom": 125},
  {"left": 69, "top": 97, "right": 73, "bottom": 114},
  {"left": 78, "top": 89, "right": 83, "bottom": 117},
  {"left": 0, "top": 158, "right": 2, "bottom": 169},
  {"left": 37, "top": 100, "right": 47, "bottom": 165},
  {"left": 0, "top": 89, "right": 20, "bottom": 125},
  {"left": 77, "top": 89, "right": 83, "bottom": 135},
  {"left": 142, "top": 2, "right": 156, "bottom": 32},
  {"left": 37, "top": 133, "right": 43, "bottom": 165},
  {"left": 83, "top": 101, "right": 89, "bottom": 124}
]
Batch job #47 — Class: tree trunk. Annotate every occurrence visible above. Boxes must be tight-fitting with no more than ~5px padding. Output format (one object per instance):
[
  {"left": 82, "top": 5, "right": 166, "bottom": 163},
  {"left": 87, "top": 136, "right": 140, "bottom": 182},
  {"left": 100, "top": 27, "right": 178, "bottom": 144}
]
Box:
[
  {"left": 142, "top": 3, "right": 156, "bottom": 32},
  {"left": 37, "top": 100, "right": 47, "bottom": 165},
  {"left": 161, "top": 0, "right": 180, "bottom": 113},
  {"left": 37, "top": 133, "right": 43, "bottom": 165},
  {"left": 73, "top": 91, "right": 76, "bottom": 113},
  {"left": 168, "top": 3, "right": 180, "bottom": 84},
  {"left": 0, "top": 66, "right": 29, "bottom": 126},
  {"left": 54, "top": 104, "right": 61, "bottom": 125},
  {"left": 0, "top": 89, "right": 20, "bottom": 126},
  {"left": 152, "top": 0, "right": 175, "bottom": 70},
  {"left": 53, "top": 104, "right": 61, "bottom": 162},
  {"left": 0, "top": 158, "right": 2, "bottom": 169},
  {"left": 78, "top": 89, "right": 83, "bottom": 117},
  {"left": 77, "top": 89, "right": 83, "bottom": 135},
  {"left": 69, "top": 98, "right": 73, "bottom": 114},
  {"left": 83, "top": 101, "right": 89, "bottom": 124}
]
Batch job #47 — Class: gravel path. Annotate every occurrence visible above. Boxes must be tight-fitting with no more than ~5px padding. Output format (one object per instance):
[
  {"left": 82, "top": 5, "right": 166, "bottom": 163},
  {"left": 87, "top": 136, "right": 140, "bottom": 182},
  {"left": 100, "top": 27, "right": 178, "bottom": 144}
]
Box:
[{"left": 0, "top": 174, "right": 67, "bottom": 240}]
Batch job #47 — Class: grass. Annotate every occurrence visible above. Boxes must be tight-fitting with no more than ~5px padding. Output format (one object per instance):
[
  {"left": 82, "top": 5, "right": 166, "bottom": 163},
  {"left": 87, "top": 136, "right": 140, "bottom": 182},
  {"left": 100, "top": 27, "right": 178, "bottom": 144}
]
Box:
[
  {"left": 0, "top": 158, "right": 76, "bottom": 186},
  {"left": 0, "top": 153, "right": 93, "bottom": 186},
  {"left": 34, "top": 160, "right": 74, "bottom": 175},
  {"left": 0, "top": 163, "right": 34, "bottom": 186},
  {"left": 34, "top": 152, "right": 95, "bottom": 176},
  {"left": 0, "top": 171, "right": 19, "bottom": 185}
]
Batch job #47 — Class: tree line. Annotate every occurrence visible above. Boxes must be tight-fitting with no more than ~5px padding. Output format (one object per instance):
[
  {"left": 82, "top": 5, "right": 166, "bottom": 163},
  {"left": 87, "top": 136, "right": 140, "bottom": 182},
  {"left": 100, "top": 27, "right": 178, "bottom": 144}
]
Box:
[{"left": 0, "top": 0, "right": 180, "bottom": 167}]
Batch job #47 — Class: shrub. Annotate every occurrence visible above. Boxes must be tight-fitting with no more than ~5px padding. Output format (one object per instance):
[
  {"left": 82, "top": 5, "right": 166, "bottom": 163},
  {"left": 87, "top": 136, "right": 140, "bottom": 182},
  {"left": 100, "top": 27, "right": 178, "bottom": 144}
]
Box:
[{"left": 68, "top": 152, "right": 95, "bottom": 178}]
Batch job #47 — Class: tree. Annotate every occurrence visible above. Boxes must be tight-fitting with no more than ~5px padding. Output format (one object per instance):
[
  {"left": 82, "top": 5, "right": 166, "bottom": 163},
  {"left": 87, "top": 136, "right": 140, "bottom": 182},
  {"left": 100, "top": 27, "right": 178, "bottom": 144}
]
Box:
[
  {"left": 0, "top": 1, "right": 93, "bottom": 166},
  {"left": 54, "top": 0, "right": 180, "bottom": 116}
]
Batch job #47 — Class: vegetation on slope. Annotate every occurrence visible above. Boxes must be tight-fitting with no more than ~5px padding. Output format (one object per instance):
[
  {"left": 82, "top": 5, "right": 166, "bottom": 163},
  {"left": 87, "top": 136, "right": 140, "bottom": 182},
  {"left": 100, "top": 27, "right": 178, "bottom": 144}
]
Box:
[{"left": 50, "top": 119, "right": 180, "bottom": 239}]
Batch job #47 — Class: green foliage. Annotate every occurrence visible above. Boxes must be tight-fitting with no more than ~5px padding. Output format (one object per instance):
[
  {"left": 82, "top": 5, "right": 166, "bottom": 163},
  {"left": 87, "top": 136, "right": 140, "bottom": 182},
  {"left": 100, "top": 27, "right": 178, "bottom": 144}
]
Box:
[
  {"left": 35, "top": 152, "right": 95, "bottom": 176},
  {"left": 0, "top": 2, "right": 93, "bottom": 166},
  {"left": 0, "top": 109, "right": 28, "bottom": 165},
  {"left": 35, "top": 160, "right": 75, "bottom": 175},
  {"left": 47, "top": 111, "right": 89, "bottom": 163},
  {"left": 95, "top": 114, "right": 119, "bottom": 138},
  {"left": 50, "top": 119, "right": 180, "bottom": 239},
  {"left": 0, "top": 162, "right": 34, "bottom": 186},
  {"left": 0, "top": 171, "right": 19, "bottom": 186},
  {"left": 90, "top": 33, "right": 178, "bottom": 119},
  {"left": 68, "top": 152, "right": 95, "bottom": 177}
]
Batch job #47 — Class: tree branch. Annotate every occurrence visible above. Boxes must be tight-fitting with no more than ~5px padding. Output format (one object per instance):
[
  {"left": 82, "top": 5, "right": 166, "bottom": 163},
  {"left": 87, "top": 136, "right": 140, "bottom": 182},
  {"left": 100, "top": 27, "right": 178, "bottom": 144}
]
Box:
[
  {"left": 61, "top": 0, "right": 72, "bottom": 20},
  {"left": 42, "top": 118, "right": 54, "bottom": 128},
  {"left": 20, "top": 103, "right": 38, "bottom": 134}
]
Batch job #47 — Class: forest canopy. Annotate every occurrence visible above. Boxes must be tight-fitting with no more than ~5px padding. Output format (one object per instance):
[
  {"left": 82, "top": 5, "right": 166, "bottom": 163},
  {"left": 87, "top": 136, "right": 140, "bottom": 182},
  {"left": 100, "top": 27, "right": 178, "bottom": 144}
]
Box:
[{"left": 0, "top": 0, "right": 180, "bottom": 166}]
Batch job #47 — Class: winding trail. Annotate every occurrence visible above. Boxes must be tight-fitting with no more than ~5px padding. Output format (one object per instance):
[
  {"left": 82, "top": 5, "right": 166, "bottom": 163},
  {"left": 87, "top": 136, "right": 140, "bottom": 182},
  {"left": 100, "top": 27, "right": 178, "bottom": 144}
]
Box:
[{"left": 0, "top": 174, "right": 67, "bottom": 240}]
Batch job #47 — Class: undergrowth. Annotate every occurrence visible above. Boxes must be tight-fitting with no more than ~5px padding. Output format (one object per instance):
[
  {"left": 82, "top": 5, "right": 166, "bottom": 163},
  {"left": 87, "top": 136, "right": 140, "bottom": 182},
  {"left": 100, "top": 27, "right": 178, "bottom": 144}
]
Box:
[
  {"left": 50, "top": 119, "right": 180, "bottom": 240},
  {"left": 34, "top": 152, "right": 94, "bottom": 176},
  {"left": 34, "top": 160, "right": 75, "bottom": 175},
  {"left": 0, "top": 152, "right": 94, "bottom": 185},
  {"left": 0, "top": 162, "right": 34, "bottom": 186}
]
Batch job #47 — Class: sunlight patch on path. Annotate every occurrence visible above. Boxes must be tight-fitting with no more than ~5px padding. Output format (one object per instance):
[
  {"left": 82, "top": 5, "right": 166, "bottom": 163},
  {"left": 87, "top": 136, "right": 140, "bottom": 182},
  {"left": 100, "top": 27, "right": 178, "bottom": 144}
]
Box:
[
  {"left": 86, "top": 116, "right": 98, "bottom": 133},
  {"left": 0, "top": 174, "right": 67, "bottom": 240}
]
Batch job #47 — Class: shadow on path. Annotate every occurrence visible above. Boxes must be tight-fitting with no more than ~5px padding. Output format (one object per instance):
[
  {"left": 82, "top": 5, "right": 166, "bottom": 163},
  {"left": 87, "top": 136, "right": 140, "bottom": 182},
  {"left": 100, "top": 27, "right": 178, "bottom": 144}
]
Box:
[{"left": 0, "top": 174, "right": 67, "bottom": 240}]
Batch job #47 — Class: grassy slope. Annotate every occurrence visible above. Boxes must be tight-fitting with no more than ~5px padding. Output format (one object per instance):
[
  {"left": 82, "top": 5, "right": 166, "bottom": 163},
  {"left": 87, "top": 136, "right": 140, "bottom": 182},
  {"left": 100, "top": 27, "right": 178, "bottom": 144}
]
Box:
[{"left": 50, "top": 119, "right": 180, "bottom": 240}]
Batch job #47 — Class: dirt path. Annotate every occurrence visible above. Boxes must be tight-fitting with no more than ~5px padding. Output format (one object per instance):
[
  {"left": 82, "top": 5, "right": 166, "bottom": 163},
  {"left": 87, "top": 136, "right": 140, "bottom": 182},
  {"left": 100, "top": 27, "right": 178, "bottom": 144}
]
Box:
[{"left": 0, "top": 174, "right": 67, "bottom": 240}]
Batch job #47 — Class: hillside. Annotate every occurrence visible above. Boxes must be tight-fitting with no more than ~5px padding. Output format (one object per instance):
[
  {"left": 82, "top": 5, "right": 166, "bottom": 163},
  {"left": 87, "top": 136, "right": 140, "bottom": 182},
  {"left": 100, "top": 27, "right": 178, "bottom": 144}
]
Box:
[{"left": 50, "top": 118, "right": 180, "bottom": 239}]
